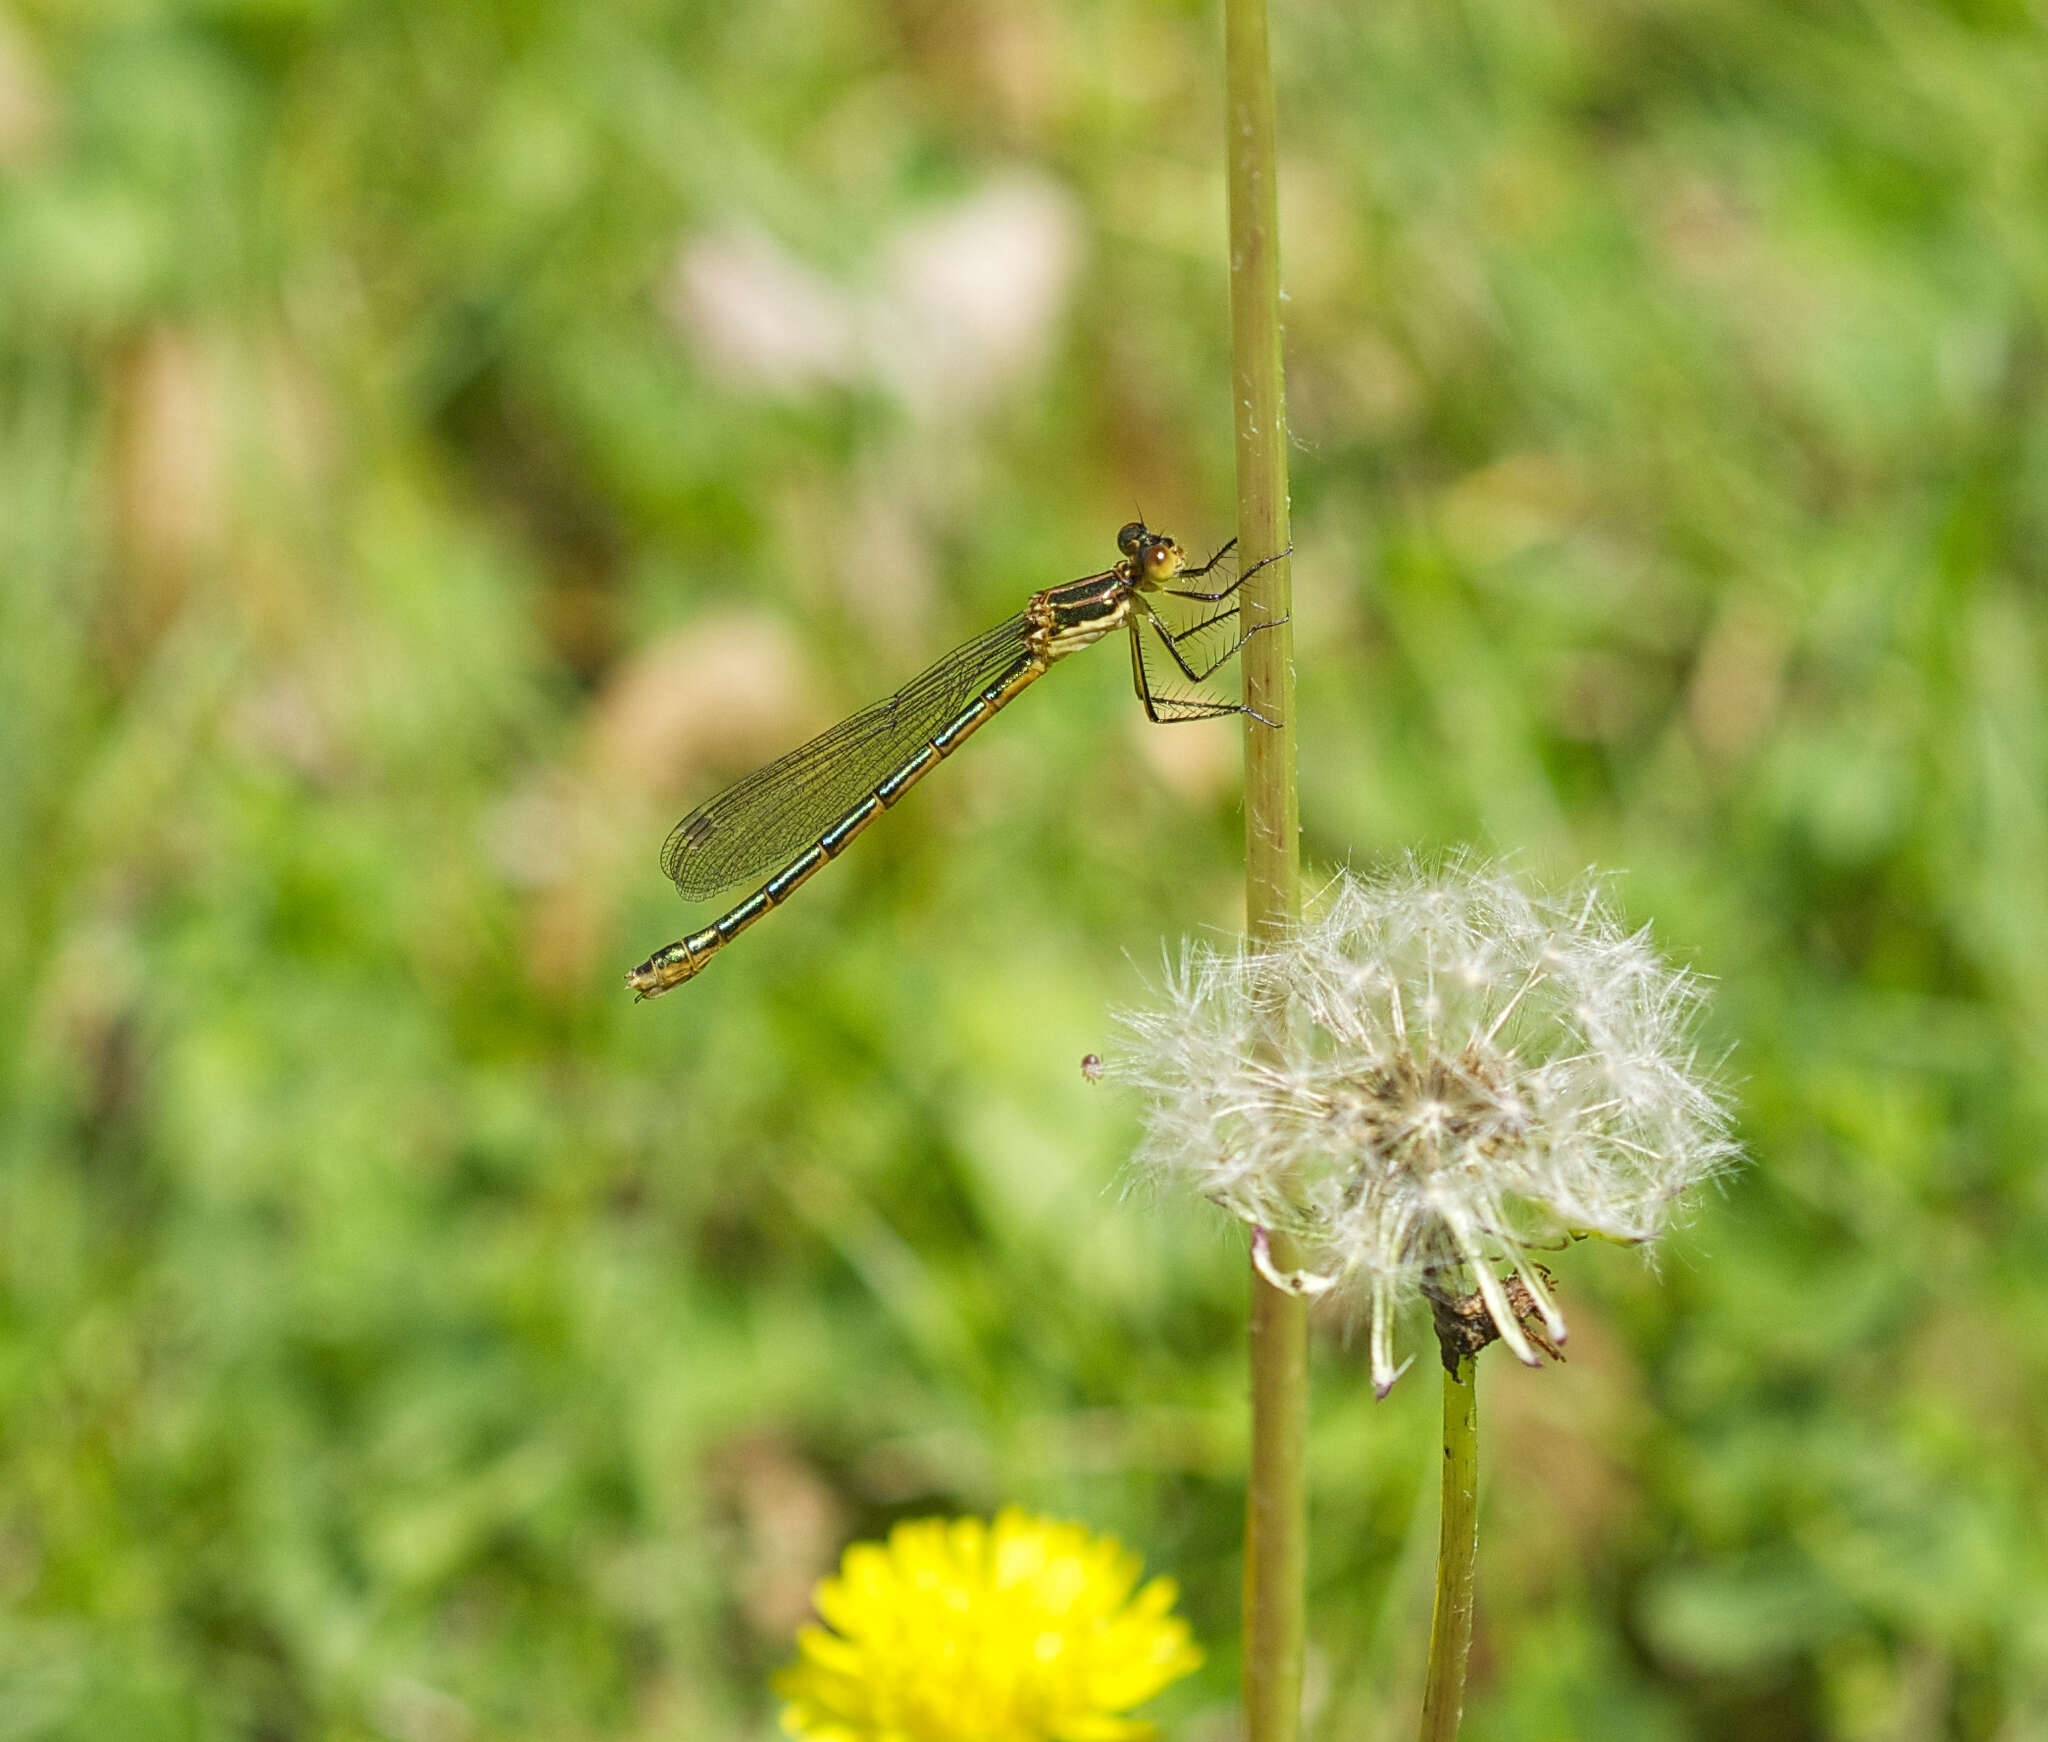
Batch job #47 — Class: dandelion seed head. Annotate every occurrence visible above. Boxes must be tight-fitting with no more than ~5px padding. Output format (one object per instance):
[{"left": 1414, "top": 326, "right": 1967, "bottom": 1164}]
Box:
[{"left": 1111, "top": 859, "right": 1738, "bottom": 1394}]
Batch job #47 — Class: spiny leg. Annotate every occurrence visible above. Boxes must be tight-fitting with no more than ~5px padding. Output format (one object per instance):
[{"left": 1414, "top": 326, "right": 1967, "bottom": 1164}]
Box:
[
  {"left": 1126, "top": 614, "right": 1282, "bottom": 728},
  {"left": 1153, "top": 600, "right": 1249, "bottom": 662},
  {"left": 1148, "top": 697, "right": 1261, "bottom": 722},
  {"left": 1169, "top": 536, "right": 1237, "bottom": 592},
  {"left": 1163, "top": 542, "right": 1290, "bottom": 604},
  {"left": 1140, "top": 595, "right": 1288, "bottom": 686}
]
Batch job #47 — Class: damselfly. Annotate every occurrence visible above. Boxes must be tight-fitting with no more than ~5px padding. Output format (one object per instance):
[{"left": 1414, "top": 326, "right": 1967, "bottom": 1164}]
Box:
[{"left": 626, "top": 522, "right": 1282, "bottom": 999}]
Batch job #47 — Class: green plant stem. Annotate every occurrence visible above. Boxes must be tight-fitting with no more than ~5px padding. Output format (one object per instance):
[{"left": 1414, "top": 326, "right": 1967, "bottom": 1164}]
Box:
[
  {"left": 1221, "top": 0, "right": 1301, "bottom": 1738},
  {"left": 1244, "top": 1228, "right": 1309, "bottom": 1742},
  {"left": 1419, "top": 1356, "right": 1480, "bottom": 1742},
  {"left": 1224, "top": 0, "right": 1296, "bottom": 869}
]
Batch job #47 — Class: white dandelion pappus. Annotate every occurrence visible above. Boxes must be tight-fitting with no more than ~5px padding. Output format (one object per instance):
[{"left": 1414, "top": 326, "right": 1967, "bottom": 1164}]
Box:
[{"left": 1111, "top": 861, "right": 1737, "bottom": 1397}]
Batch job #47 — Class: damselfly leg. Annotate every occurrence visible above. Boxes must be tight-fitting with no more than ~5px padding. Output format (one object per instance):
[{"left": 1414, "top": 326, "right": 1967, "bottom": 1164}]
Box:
[{"left": 1129, "top": 545, "right": 1290, "bottom": 726}]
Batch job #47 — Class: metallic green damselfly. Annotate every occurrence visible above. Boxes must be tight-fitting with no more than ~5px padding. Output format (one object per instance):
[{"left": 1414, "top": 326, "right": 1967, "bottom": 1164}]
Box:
[{"left": 627, "top": 522, "right": 1281, "bottom": 999}]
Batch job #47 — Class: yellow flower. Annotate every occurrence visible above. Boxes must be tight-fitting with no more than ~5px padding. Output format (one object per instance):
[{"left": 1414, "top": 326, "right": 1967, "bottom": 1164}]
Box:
[{"left": 776, "top": 1507, "right": 1203, "bottom": 1742}]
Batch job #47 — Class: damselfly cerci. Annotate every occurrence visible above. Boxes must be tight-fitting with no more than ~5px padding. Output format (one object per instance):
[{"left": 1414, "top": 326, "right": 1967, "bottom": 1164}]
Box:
[{"left": 626, "top": 522, "right": 1282, "bottom": 998}]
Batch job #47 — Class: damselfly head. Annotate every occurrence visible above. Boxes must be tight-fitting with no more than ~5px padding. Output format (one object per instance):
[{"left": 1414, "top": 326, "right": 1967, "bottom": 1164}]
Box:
[{"left": 1117, "top": 522, "right": 1186, "bottom": 588}]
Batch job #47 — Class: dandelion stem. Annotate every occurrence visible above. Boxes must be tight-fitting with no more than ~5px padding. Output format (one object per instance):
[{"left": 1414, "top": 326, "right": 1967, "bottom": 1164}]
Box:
[
  {"left": 1418, "top": 1356, "right": 1480, "bottom": 1742},
  {"left": 1245, "top": 1229, "right": 1309, "bottom": 1742},
  {"left": 1221, "top": 0, "right": 1302, "bottom": 1731}
]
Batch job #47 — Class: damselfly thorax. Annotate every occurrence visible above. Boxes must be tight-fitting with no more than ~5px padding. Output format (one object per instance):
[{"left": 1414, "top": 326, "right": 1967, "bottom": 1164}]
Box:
[{"left": 627, "top": 522, "right": 1284, "bottom": 999}]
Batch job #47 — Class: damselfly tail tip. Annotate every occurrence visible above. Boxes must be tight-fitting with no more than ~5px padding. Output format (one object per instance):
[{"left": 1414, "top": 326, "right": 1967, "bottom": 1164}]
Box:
[{"left": 625, "top": 944, "right": 703, "bottom": 1000}]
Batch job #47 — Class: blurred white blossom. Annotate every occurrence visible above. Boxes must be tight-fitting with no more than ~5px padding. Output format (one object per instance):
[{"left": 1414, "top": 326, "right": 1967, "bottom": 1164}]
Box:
[
  {"left": 1112, "top": 860, "right": 1737, "bottom": 1395},
  {"left": 864, "top": 175, "right": 1079, "bottom": 416},
  {"left": 666, "top": 228, "right": 860, "bottom": 396},
  {"left": 666, "top": 174, "right": 1080, "bottom": 417}
]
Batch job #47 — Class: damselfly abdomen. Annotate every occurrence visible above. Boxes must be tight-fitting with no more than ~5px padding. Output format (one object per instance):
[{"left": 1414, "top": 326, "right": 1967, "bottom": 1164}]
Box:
[{"left": 627, "top": 522, "right": 1281, "bottom": 999}]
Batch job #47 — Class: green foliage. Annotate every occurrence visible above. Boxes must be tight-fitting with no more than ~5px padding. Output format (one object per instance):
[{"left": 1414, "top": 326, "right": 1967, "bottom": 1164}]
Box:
[{"left": 2, "top": 0, "right": 2045, "bottom": 1737}]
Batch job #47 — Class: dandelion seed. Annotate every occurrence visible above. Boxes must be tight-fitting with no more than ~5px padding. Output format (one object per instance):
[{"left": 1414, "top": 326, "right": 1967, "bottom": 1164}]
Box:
[
  {"left": 1111, "top": 859, "right": 1737, "bottom": 1396},
  {"left": 776, "top": 1507, "right": 1202, "bottom": 1742}
]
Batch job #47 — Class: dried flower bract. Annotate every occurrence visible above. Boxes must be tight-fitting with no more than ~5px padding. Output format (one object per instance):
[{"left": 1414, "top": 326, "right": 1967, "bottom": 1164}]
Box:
[{"left": 1113, "top": 860, "right": 1737, "bottom": 1395}]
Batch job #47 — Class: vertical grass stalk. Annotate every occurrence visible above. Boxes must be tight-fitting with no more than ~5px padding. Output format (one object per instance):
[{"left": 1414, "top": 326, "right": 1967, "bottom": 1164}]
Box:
[
  {"left": 1418, "top": 1357, "right": 1480, "bottom": 1742},
  {"left": 1222, "top": 0, "right": 1302, "bottom": 1737}
]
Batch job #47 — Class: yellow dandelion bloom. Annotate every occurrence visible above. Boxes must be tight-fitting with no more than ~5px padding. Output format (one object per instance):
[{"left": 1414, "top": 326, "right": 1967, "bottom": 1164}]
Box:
[{"left": 776, "top": 1507, "right": 1203, "bottom": 1742}]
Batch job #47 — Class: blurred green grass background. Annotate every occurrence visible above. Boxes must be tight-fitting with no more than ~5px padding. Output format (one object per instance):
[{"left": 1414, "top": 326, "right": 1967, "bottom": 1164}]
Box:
[{"left": 4, "top": 0, "right": 2046, "bottom": 1737}]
